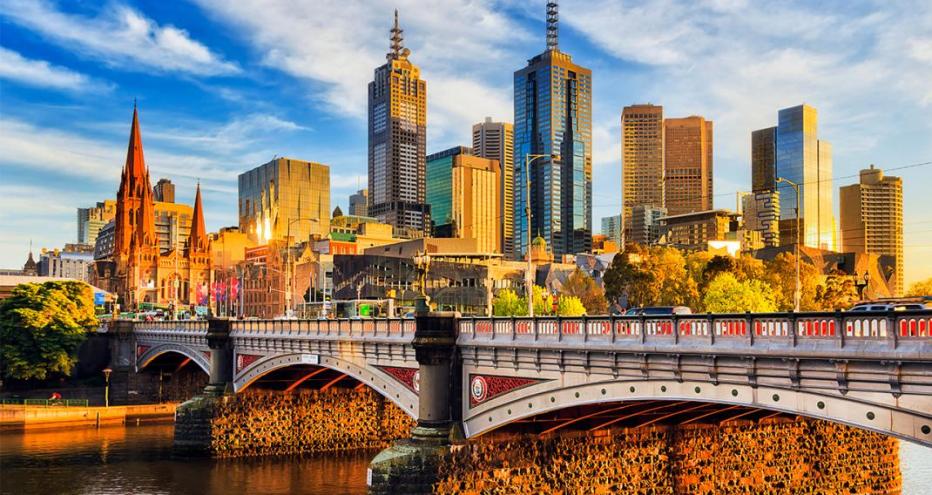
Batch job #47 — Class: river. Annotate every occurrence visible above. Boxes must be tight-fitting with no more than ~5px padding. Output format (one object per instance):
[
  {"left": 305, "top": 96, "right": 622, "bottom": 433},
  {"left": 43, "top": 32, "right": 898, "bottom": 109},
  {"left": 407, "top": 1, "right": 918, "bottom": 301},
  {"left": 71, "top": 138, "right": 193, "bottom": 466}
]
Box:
[{"left": 1, "top": 424, "right": 929, "bottom": 494}]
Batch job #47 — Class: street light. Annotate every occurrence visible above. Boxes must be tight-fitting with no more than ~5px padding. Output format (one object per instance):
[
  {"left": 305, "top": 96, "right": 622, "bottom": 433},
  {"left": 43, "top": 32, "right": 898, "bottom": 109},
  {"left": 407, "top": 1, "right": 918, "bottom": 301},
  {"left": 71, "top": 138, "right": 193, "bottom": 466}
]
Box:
[
  {"left": 102, "top": 368, "right": 112, "bottom": 407},
  {"left": 776, "top": 177, "right": 800, "bottom": 312},
  {"left": 524, "top": 153, "right": 560, "bottom": 317}
]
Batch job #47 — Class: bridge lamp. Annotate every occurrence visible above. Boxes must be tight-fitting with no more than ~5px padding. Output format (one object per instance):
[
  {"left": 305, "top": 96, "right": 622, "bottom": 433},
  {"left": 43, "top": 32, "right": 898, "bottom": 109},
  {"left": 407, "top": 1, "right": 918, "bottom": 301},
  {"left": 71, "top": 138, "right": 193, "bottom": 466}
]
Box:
[{"left": 524, "top": 153, "right": 560, "bottom": 317}]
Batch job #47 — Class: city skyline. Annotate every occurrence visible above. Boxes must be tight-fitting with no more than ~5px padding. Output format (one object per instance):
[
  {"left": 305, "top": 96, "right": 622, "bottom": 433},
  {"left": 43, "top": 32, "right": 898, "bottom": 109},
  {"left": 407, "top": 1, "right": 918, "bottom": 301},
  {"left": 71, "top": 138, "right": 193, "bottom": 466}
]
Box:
[{"left": 1, "top": 1, "right": 931, "bottom": 284}]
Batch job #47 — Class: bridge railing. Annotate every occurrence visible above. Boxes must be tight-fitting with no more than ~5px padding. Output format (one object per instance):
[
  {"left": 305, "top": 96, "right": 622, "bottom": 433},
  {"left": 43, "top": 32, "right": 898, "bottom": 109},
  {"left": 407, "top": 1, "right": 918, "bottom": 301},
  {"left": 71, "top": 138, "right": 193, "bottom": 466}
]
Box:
[
  {"left": 458, "top": 310, "right": 932, "bottom": 348},
  {"left": 134, "top": 320, "right": 208, "bottom": 334},
  {"left": 230, "top": 318, "right": 416, "bottom": 339}
]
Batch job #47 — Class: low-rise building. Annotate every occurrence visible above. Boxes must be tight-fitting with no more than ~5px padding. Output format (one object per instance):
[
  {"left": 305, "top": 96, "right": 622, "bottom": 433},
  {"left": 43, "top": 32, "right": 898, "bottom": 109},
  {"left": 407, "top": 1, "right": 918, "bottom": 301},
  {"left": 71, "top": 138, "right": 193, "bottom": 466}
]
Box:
[
  {"left": 660, "top": 209, "right": 739, "bottom": 251},
  {"left": 38, "top": 244, "right": 95, "bottom": 281}
]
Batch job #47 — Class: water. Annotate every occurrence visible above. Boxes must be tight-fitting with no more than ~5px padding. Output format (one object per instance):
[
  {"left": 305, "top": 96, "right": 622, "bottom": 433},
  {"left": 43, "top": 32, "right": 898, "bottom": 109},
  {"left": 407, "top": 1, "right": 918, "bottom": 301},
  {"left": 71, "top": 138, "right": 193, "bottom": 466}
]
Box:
[{"left": 1, "top": 424, "right": 929, "bottom": 494}]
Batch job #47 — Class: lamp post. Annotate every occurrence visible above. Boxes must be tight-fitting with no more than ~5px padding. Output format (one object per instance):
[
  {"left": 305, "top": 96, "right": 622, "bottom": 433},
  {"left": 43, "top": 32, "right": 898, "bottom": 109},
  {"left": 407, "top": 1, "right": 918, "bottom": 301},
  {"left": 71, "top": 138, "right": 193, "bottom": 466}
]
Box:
[
  {"left": 776, "top": 177, "right": 801, "bottom": 312},
  {"left": 524, "top": 153, "right": 560, "bottom": 317},
  {"left": 102, "top": 368, "right": 112, "bottom": 407}
]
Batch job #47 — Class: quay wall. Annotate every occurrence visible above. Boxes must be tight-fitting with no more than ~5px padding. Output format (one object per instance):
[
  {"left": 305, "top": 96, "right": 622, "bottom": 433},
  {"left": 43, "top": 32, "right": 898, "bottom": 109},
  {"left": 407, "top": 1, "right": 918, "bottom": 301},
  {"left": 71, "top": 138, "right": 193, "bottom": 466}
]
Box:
[
  {"left": 0, "top": 403, "right": 176, "bottom": 431},
  {"left": 434, "top": 417, "right": 901, "bottom": 495}
]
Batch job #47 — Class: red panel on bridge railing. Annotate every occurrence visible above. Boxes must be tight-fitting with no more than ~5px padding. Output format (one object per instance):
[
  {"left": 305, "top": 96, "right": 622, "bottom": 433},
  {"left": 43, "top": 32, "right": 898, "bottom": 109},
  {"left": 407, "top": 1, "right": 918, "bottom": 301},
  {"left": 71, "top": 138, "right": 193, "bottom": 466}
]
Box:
[
  {"left": 588, "top": 321, "right": 611, "bottom": 335},
  {"left": 900, "top": 317, "right": 931, "bottom": 337},
  {"left": 475, "top": 321, "right": 493, "bottom": 334},
  {"left": 561, "top": 321, "right": 582, "bottom": 335},
  {"left": 515, "top": 321, "right": 532, "bottom": 334}
]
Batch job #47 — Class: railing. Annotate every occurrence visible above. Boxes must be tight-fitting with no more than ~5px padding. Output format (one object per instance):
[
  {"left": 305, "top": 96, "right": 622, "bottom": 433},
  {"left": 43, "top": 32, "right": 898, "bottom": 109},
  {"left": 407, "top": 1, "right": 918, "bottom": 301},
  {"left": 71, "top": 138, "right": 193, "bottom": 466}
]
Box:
[
  {"left": 458, "top": 310, "right": 932, "bottom": 347},
  {"left": 0, "top": 398, "right": 90, "bottom": 407},
  {"left": 230, "top": 318, "right": 416, "bottom": 339}
]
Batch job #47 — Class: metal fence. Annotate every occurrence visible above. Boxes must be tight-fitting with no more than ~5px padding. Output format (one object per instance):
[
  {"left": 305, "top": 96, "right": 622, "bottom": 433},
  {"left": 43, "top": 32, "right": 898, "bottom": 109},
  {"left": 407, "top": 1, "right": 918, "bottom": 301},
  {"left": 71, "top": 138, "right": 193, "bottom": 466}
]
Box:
[{"left": 0, "top": 398, "right": 90, "bottom": 407}]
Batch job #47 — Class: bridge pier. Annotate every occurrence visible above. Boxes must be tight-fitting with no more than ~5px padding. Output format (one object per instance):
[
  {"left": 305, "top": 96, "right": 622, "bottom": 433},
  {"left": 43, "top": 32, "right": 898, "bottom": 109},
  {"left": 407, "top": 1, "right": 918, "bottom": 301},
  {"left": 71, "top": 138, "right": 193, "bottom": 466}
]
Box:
[{"left": 368, "top": 312, "right": 460, "bottom": 494}]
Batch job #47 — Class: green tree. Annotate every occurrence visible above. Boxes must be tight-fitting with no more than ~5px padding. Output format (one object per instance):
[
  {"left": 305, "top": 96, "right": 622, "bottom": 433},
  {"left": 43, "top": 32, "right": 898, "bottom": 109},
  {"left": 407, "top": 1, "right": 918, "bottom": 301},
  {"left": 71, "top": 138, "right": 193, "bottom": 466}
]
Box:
[
  {"left": 760, "top": 253, "right": 822, "bottom": 311},
  {"left": 556, "top": 295, "right": 586, "bottom": 316},
  {"left": 702, "top": 272, "right": 778, "bottom": 313},
  {"left": 816, "top": 271, "right": 859, "bottom": 310},
  {"left": 561, "top": 268, "right": 608, "bottom": 315},
  {"left": 492, "top": 289, "right": 527, "bottom": 317},
  {"left": 906, "top": 277, "right": 932, "bottom": 297},
  {"left": 532, "top": 285, "right": 554, "bottom": 316},
  {"left": 603, "top": 244, "right": 697, "bottom": 309},
  {"left": 0, "top": 281, "right": 98, "bottom": 381}
]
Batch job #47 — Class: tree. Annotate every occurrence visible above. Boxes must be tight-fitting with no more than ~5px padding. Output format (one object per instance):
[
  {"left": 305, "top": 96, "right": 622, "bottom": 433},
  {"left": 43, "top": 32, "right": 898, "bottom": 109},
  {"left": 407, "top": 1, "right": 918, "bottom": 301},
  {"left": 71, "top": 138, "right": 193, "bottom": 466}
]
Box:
[
  {"left": 556, "top": 296, "right": 586, "bottom": 316},
  {"left": 561, "top": 268, "right": 608, "bottom": 315},
  {"left": 0, "top": 281, "right": 98, "bottom": 381},
  {"left": 603, "top": 244, "right": 698, "bottom": 310},
  {"left": 816, "top": 271, "right": 859, "bottom": 310},
  {"left": 907, "top": 277, "right": 932, "bottom": 297},
  {"left": 760, "top": 253, "right": 822, "bottom": 311},
  {"left": 702, "top": 273, "right": 777, "bottom": 313},
  {"left": 492, "top": 289, "right": 527, "bottom": 317}
]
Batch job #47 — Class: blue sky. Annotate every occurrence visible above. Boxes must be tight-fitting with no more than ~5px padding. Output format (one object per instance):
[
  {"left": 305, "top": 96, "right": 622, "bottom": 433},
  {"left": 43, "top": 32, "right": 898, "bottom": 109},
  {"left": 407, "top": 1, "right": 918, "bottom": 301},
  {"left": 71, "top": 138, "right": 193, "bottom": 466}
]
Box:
[{"left": 1, "top": 0, "right": 931, "bottom": 285}]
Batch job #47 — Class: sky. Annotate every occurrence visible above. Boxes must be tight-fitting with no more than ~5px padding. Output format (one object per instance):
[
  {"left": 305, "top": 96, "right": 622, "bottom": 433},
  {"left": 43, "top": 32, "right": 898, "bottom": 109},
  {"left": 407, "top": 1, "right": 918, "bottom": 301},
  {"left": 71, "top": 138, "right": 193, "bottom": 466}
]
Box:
[{"left": 1, "top": 0, "right": 931, "bottom": 285}]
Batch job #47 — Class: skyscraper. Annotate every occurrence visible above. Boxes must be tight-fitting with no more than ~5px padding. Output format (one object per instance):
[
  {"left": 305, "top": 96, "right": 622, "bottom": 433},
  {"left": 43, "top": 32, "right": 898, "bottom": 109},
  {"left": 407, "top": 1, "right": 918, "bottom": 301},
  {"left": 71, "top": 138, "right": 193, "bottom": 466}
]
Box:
[
  {"left": 663, "top": 116, "right": 713, "bottom": 216},
  {"left": 368, "top": 10, "right": 430, "bottom": 238},
  {"left": 426, "top": 146, "right": 501, "bottom": 253},
  {"left": 840, "top": 165, "right": 903, "bottom": 295},
  {"left": 473, "top": 117, "right": 514, "bottom": 257},
  {"left": 349, "top": 189, "right": 368, "bottom": 217},
  {"left": 755, "top": 104, "right": 836, "bottom": 250},
  {"left": 601, "top": 214, "right": 622, "bottom": 247},
  {"left": 238, "top": 158, "right": 331, "bottom": 244},
  {"left": 621, "top": 104, "right": 664, "bottom": 232},
  {"left": 514, "top": 1, "right": 592, "bottom": 259}
]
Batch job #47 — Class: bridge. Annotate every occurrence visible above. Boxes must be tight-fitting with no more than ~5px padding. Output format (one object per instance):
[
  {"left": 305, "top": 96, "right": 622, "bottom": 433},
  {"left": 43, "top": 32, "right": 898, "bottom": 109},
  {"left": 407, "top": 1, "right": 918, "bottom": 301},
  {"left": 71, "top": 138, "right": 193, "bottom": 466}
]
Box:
[{"left": 108, "top": 309, "right": 932, "bottom": 448}]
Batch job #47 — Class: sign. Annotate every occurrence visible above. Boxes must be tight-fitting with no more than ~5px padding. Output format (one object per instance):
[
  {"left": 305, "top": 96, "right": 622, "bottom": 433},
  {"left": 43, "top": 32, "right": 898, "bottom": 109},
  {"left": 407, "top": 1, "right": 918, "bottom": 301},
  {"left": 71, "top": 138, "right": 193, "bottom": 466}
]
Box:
[
  {"left": 94, "top": 292, "right": 105, "bottom": 306},
  {"left": 299, "top": 354, "right": 319, "bottom": 365}
]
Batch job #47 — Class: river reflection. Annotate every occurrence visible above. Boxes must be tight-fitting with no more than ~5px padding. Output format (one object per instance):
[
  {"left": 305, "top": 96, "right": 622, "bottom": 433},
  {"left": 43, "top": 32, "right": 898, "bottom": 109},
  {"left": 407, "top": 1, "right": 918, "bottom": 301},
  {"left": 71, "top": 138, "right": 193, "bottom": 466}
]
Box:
[{"left": 1, "top": 424, "right": 930, "bottom": 494}]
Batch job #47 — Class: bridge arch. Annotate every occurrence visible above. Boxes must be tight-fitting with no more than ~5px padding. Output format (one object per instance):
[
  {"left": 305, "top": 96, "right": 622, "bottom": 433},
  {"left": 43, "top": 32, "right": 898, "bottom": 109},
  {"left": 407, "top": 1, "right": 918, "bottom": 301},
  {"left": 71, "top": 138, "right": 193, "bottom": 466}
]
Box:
[
  {"left": 136, "top": 343, "right": 210, "bottom": 374},
  {"left": 464, "top": 378, "right": 932, "bottom": 447},
  {"left": 233, "top": 352, "right": 418, "bottom": 419}
]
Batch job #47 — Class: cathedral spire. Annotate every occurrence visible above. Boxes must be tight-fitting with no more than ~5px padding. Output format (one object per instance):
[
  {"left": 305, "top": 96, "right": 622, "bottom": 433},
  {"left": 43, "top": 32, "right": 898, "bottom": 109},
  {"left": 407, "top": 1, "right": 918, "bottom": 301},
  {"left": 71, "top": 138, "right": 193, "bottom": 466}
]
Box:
[
  {"left": 115, "top": 104, "right": 156, "bottom": 257},
  {"left": 546, "top": 1, "right": 559, "bottom": 51},
  {"left": 188, "top": 182, "right": 209, "bottom": 256},
  {"left": 388, "top": 9, "right": 405, "bottom": 60}
]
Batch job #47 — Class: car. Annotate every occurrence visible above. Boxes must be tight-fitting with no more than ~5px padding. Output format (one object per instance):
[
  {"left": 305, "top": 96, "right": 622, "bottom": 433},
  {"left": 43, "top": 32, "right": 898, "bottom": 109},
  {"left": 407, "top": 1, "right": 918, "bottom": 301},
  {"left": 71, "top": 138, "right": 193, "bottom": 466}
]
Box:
[
  {"left": 624, "top": 306, "right": 693, "bottom": 316},
  {"left": 848, "top": 302, "right": 928, "bottom": 312}
]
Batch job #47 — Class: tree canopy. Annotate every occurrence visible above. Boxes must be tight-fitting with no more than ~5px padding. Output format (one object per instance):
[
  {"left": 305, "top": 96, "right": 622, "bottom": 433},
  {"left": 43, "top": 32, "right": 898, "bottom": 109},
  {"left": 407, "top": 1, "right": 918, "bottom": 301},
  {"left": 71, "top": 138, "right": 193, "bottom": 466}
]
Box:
[
  {"left": 702, "top": 272, "right": 778, "bottom": 313},
  {"left": 603, "top": 244, "right": 698, "bottom": 309},
  {"left": 556, "top": 296, "right": 587, "bottom": 316},
  {"left": 492, "top": 288, "right": 527, "bottom": 317},
  {"left": 0, "top": 281, "right": 98, "bottom": 381},
  {"left": 561, "top": 268, "right": 608, "bottom": 315},
  {"left": 906, "top": 277, "right": 932, "bottom": 297}
]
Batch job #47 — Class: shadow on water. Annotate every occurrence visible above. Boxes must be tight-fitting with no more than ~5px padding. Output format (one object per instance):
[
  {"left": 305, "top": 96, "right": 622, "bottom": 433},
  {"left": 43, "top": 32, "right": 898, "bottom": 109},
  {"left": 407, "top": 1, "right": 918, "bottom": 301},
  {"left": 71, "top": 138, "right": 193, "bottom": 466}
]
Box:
[{"left": 0, "top": 424, "right": 371, "bottom": 495}]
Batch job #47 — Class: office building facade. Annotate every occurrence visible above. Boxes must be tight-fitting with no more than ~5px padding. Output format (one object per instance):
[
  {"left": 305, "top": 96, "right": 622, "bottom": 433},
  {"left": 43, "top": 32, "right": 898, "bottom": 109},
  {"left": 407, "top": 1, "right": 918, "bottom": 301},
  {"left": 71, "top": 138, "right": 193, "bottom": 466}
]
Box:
[
  {"left": 368, "top": 11, "right": 430, "bottom": 238},
  {"left": 741, "top": 190, "right": 781, "bottom": 249},
  {"left": 238, "top": 157, "right": 330, "bottom": 245},
  {"left": 601, "top": 214, "right": 622, "bottom": 247},
  {"left": 473, "top": 117, "right": 515, "bottom": 258},
  {"left": 839, "top": 165, "right": 903, "bottom": 295},
  {"left": 77, "top": 200, "right": 117, "bottom": 245},
  {"left": 664, "top": 116, "right": 713, "bottom": 216},
  {"left": 621, "top": 104, "right": 664, "bottom": 231},
  {"left": 629, "top": 205, "right": 667, "bottom": 246},
  {"left": 426, "top": 146, "right": 501, "bottom": 253},
  {"left": 514, "top": 2, "right": 592, "bottom": 259},
  {"left": 661, "top": 209, "right": 739, "bottom": 251},
  {"left": 349, "top": 189, "right": 368, "bottom": 217}
]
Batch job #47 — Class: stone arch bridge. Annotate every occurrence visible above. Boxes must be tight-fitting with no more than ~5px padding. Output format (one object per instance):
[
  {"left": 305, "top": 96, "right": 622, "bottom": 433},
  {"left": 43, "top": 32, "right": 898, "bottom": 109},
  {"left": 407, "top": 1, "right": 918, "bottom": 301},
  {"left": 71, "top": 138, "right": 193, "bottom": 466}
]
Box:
[{"left": 107, "top": 310, "right": 932, "bottom": 448}]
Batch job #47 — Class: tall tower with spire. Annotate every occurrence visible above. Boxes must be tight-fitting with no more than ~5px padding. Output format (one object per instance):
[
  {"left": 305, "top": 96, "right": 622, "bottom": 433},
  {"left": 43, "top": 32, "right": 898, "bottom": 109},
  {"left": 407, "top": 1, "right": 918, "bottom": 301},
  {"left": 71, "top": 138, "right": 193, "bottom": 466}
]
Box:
[
  {"left": 514, "top": 0, "right": 592, "bottom": 259},
  {"left": 367, "top": 10, "right": 431, "bottom": 238}
]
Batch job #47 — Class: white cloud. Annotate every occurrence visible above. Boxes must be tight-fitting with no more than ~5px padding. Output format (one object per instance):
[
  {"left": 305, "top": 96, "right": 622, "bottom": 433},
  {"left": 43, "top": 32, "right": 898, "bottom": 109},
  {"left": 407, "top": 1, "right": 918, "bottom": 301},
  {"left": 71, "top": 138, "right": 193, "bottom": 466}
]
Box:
[
  {"left": 0, "top": 47, "right": 112, "bottom": 92},
  {"left": 0, "top": 0, "right": 239, "bottom": 76},
  {"left": 192, "top": 0, "right": 528, "bottom": 143}
]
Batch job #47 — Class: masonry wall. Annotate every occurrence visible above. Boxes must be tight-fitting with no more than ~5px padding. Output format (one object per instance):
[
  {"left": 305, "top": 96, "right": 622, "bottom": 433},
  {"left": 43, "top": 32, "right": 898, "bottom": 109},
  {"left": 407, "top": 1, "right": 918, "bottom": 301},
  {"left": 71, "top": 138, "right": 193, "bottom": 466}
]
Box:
[
  {"left": 434, "top": 417, "right": 901, "bottom": 494},
  {"left": 110, "top": 365, "right": 208, "bottom": 405},
  {"left": 204, "top": 389, "right": 415, "bottom": 458}
]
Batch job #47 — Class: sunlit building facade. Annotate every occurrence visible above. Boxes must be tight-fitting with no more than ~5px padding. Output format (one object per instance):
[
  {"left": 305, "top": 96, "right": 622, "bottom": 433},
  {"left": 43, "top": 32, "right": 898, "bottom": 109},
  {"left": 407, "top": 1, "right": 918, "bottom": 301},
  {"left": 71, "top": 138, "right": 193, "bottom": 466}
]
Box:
[
  {"left": 368, "top": 11, "right": 430, "bottom": 238},
  {"left": 621, "top": 104, "right": 664, "bottom": 232},
  {"left": 238, "top": 158, "right": 331, "bottom": 245},
  {"left": 664, "top": 116, "right": 713, "bottom": 216},
  {"left": 514, "top": 2, "right": 592, "bottom": 259},
  {"left": 427, "top": 146, "right": 501, "bottom": 254},
  {"left": 473, "top": 117, "right": 515, "bottom": 258}
]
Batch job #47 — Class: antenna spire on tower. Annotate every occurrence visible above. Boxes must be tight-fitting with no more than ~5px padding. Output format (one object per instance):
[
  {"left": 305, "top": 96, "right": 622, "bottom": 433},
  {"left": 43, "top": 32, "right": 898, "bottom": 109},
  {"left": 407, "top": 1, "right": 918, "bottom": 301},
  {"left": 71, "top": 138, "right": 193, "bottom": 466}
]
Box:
[
  {"left": 389, "top": 9, "right": 405, "bottom": 59},
  {"left": 546, "top": 1, "right": 559, "bottom": 51}
]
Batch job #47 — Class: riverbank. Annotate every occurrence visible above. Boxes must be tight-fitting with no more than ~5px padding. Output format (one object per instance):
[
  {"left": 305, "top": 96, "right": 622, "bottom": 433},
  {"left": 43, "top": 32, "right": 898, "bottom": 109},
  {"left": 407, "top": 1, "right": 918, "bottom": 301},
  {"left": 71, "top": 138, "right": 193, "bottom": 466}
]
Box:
[{"left": 0, "top": 403, "right": 176, "bottom": 431}]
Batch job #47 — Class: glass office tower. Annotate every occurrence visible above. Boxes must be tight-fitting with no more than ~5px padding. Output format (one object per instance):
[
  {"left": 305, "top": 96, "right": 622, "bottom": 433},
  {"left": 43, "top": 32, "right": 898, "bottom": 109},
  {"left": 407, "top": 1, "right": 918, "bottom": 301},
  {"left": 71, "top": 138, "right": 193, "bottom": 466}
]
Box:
[{"left": 514, "top": 1, "right": 592, "bottom": 259}]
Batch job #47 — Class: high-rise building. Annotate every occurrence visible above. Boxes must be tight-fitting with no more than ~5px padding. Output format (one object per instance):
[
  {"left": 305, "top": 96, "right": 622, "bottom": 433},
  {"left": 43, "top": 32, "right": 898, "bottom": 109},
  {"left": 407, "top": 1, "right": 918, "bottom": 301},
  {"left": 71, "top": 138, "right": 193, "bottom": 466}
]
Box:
[
  {"left": 755, "top": 104, "right": 836, "bottom": 250},
  {"left": 238, "top": 157, "right": 331, "bottom": 245},
  {"left": 426, "top": 146, "right": 501, "bottom": 253},
  {"left": 751, "top": 127, "right": 776, "bottom": 193},
  {"left": 154, "top": 178, "right": 175, "bottom": 203},
  {"left": 840, "top": 165, "right": 903, "bottom": 295},
  {"left": 741, "top": 190, "right": 781, "bottom": 248},
  {"left": 514, "top": 1, "right": 592, "bottom": 259},
  {"left": 368, "top": 10, "right": 430, "bottom": 238},
  {"left": 473, "top": 117, "right": 514, "bottom": 258},
  {"left": 664, "top": 116, "right": 713, "bottom": 216},
  {"left": 621, "top": 104, "right": 664, "bottom": 232},
  {"left": 77, "top": 200, "right": 117, "bottom": 245},
  {"left": 349, "top": 189, "right": 368, "bottom": 217},
  {"left": 601, "top": 214, "right": 622, "bottom": 247},
  {"left": 629, "top": 205, "right": 667, "bottom": 246}
]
